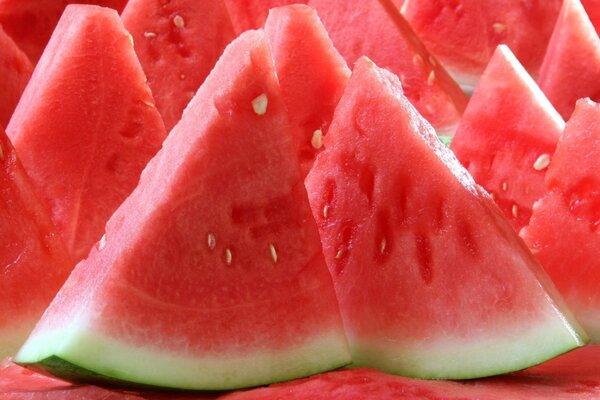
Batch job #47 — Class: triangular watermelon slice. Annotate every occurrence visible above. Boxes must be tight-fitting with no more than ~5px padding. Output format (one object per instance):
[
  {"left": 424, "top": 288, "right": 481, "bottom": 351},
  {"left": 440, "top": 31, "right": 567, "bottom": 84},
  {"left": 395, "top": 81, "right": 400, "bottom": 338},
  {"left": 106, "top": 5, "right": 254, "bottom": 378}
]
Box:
[
  {"left": 538, "top": 0, "right": 600, "bottom": 120},
  {"left": 15, "top": 29, "right": 350, "bottom": 390},
  {"left": 521, "top": 98, "right": 600, "bottom": 343},
  {"left": 264, "top": 4, "right": 350, "bottom": 175},
  {"left": 401, "top": 0, "right": 562, "bottom": 92},
  {"left": 7, "top": 5, "right": 167, "bottom": 262},
  {"left": 305, "top": 57, "right": 586, "bottom": 379},
  {"left": 223, "top": 0, "right": 308, "bottom": 34},
  {"left": 451, "top": 45, "right": 564, "bottom": 231},
  {"left": 0, "top": 129, "right": 72, "bottom": 358},
  {"left": 0, "top": 25, "right": 32, "bottom": 128},
  {"left": 121, "top": 0, "right": 236, "bottom": 131},
  {"left": 308, "top": 0, "right": 467, "bottom": 136}
]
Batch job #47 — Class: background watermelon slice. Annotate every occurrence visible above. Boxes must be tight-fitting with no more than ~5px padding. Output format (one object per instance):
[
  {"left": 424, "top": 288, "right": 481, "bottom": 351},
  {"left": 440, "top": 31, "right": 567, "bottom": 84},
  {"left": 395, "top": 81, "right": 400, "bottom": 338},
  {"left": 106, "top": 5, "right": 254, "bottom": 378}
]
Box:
[
  {"left": 7, "top": 5, "right": 167, "bottom": 262},
  {"left": 0, "top": 25, "right": 31, "bottom": 127},
  {"left": 305, "top": 56, "right": 586, "bottom": 379},
  {"left": 583, "top": 0, "right": 600, "bottom": 33},
  {"left": 122, "top": 0, "right": 236, "bottom": 131},
  {"left": 223, "top": 0, "right": 308, "bottom": 34},
  {"left": 521, "top": 98, "right": 600, "bottom": 343},
  {"left": 451, "top": 45, "right": 564, "bottom": 231},
  {"left": 16, "top": 29, "right": 350, "bottom": 390},
  {"left": 309, "top": 0, "right": 467, "bottom": 135}
]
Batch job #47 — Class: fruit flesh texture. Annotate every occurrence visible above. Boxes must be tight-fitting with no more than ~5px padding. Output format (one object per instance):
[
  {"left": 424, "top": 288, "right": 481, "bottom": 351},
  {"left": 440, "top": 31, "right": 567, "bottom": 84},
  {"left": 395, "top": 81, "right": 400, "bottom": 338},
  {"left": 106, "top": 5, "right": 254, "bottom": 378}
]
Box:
[
  {"left": 223, "top": 0, "right": 308, "bottom": 34},
  {"left": 305, "top": 56, "right": 585, "bottom": 379},
  {"left": 521, "top": 98, "right": 600, "bottom": 343},
  {"left": 401, "top": 0, "right": 561, "bottom": 92},
  {"left": 7, "top": 5, "right": 167, "bottom": 262},
  {"left": 122, "top": 0, "right": 236, "bottom": 131},
  {"left": 0, "top": 25, "right": 32, "bottom": 127},
  {"left": 538, "top": 0, "right": 600, "bottom": 120},
  {"left": 451, "top": 45, "right": 564, "bottom": 231},
  {"left": 583, "top": 0, "right": 600, "bottom": 34},
  {"left": 16, "top": 29, "right": 349, "bottom": 390},
  {"left": 264, "top": 4, "right": 350, "bottom": 176},
  {"left": 309, "top": 0, "right": 467, "bottom": 136}
]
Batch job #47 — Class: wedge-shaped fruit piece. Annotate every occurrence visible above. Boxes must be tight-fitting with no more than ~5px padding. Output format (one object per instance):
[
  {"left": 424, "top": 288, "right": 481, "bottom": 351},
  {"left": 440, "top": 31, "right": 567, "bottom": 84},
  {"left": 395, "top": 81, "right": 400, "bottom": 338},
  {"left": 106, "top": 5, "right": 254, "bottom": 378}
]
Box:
[
  {"left": 451, "top": 45, "right": 564, "bottom": 231},
  {"left": 305, "top": 57, "right": 587, "bottom": 379},
  {"left": 122, "top": 0, "right": 236, "bottom": 131},
  {"left": 538, "top": 0, "right": 600, "bottom": 119},
  {"left": 7, "top": 5, "right": 167, "bottom": 262},
  {"left": 583, "top": 0, "right": 600, "bottom": 34},
  {"left": 16, "top": 29, "right": 350, "bottom": 390},
  {"left": 0, "top": 25, "right": 32, "bottom": 127},
  {"left": 265, "top": 4, "right": 350, "bottom": 175},
  {"left": 0, "top": 129, "right": 72, "bottom": 358},
  {"left": 401, "top": 0, "right": 561, "bottom": 92},
  {"left": 223, "top": 0, "right": 307, "bottom": 34},
  {"left": 308, "top": 0, "right": 467, "bottom": 136},
  {"left": 521, "top": 99, "right": 600, "bottom": 343}
]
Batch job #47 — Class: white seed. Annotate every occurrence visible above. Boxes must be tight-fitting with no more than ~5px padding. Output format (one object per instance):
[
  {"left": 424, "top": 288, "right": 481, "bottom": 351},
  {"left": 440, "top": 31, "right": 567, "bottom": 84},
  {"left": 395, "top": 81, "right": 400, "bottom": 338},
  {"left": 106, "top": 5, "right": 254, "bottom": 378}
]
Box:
[
  {"left": 98, "top": 234, "right": 107, "bottom": 250},
  {"left": 412, "top": 54, "right": 423, "bottom": 67},
  {"left": 512, "top": 204, "right": 519, "bottom": 218},
  {"left": 142, "top": 99, "right": 154, "bottom": 107},
  {"left": 427, "top": 70, "right": 436, "bottom": 86},
  {"left": 335, "top": 248, "right": 344, "bottom": 259},
  {"left": 127, "top": 33, "right": 134, "bottom": 47},
  {"left": 493, "top": 22, "right": 506, "bottom": 33},
  {"left": 173, "top": 15, "right": 185, "bottom": 28},
  {"left": 501, "top": 181, "right": 508, "bottom": 192},
  {"left": 207, "top": 233, "right": 216, "bottom": 250},
  {"left": 269, "top": 243, "right": 278, "bottom": 263},
  {"left": 428, "top": 55, "right": 437, "bottom": 67},
  {"left": 380, "top": 238, "right": 387, "bottom": 254},
  {"left": 0, "top": 143, "right": 3, "bottom": 160},
  {"left": 533, "top": 154, "right": 551, "bottom": 171},
  {"left": 311, "top": 129, "right": 323, "bottom": 149},
  {"left": 225, "top": 248, "right": 232, "bottom": 265},
  {"left": 143, "top": 31, "right": 157, "bottom": 38},
  {"left": 252, "top": 94, "right": 268, "bottom": 115},
  {"left": 323, "top": 205, "right": 329, "bottom": 219}
]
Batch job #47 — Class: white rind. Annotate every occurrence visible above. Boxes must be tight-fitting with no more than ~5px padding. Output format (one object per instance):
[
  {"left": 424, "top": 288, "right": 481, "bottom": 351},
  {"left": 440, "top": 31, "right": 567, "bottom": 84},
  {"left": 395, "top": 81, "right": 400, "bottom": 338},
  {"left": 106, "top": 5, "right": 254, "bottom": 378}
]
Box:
[{"left": 16, "top": 327, "right": 350, "bottom": 390}]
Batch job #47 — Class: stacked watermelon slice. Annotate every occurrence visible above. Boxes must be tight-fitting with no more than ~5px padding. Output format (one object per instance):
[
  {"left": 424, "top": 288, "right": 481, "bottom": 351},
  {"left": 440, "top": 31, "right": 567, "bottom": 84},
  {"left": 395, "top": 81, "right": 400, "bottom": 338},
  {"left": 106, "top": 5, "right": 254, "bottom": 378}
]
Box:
[{"left": 1, "top": 0, "right": 600, "bottom": 399}]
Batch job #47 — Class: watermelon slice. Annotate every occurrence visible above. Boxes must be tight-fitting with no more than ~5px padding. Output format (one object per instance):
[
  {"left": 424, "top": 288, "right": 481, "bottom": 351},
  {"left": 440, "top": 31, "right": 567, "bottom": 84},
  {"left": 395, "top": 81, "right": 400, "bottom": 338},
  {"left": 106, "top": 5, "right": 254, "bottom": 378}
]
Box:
[
  {"left": 121, "top": 0, "right": 236, "bottom": 131},
  {"left": 0, "top": 25, "right": 32, "bottom": 127},
  {"left": 401, "top": 0, "right": 562, "bottom": 92},
  {"left": 305, "top": 56, "right": 586, "bottom": 379},
  {"left": 223, "top": 0, "right": 308, "bottom": 34},
  {"left": 583, "top": 0, "right": 600, "bottom": 34},
  {"left": 0, "top": 0, "right": 128, "bottom": 63},
  {"left": 521, "top": 98, "right": 600, "bottom": 343},
  {"left": 538, "top": 0, "right": 600, "bottom": 120},
  {"left": 264, "top": 4, "right": 350, "bottom": 175},
  {"left": 15, "top": 29, "right": 350, "bottom": 390},
  {"left": 7, "top": 5, "right": 167, "bottom": 262},
  {"left": 451, "top": 45, "right": 564, "bottom": 231},
  {"left": 0, "top": 128, "right": 72, "bottom": 358},
  {"left": 308, "top": 0, "right": 467, "bottom": 136}
]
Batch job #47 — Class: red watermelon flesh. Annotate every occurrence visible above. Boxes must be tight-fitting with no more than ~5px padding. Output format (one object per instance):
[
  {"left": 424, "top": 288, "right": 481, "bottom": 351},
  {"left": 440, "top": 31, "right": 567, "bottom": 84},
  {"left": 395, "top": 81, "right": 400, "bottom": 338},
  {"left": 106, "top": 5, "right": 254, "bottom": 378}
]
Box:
[
  {"left": 308, "top": 0, "right": 467, "bottom": 136},
  {"left": 521, "top": 98, "right": 600, "bottom": 343},
  {"left": 400, "top": 0, "right": 562, "bottom": 92},
  {"left": 264, "top": 4, "right": 350, "bottom": 175},
  {"left": 305, "top": 56, "right": 586, "bottom": 379},
  {"left": 15, "top": 29, "right": 350, "bottom": 390},
  {"left": 223, "top": 0, "right": 308, "bottom": 35},
  {"left": 0, "top": 0, "right": 128, "bottom": 63},
  {"left": 451, "top": 45, "right": 564, "bottom": 231},
  {"left": 7, "top": 5, "right": 167, "bottom": 262},
  {"left": 0, "top": 129, "right": 72, "bottom": 358},
  {"left": 582, "top": 0, "right": 600, "bottom": 34},
  {"left": 0, "top": 25, "right": 32, "bottom": 127},
  {"left": 538, "top": 0, "right": 600, "bottom": 120},
  {"left": 122, "top": 0, "right": 236, "bottom": 131}
]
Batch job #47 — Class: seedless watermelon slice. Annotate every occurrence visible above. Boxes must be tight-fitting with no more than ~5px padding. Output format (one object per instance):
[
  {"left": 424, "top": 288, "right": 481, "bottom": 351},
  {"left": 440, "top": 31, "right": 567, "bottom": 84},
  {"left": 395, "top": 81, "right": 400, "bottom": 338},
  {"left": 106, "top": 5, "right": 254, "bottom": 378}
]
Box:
[
  {"left": 122, "top": 0, "right": 236, "bottom": 131},
  {"left": 0, "top": 25, "right": 32, "bottom": 127},
  {"left": 264, "top": 4, "right": 350, "bottom": 175},
  {"left": 16, "top": 29, "right": 350, "bottom": 390},
  {"left": 305, "top": 57, "right": 586, "bottom": 379},
  {"left": 7, "top": 5, "right": 167, "bottom": 262},
  {"left": 451, "top": 45, "right": 564, "bottom": 231},
  {"left": 538, "top": 0, "right": 600, "bottom": 120},
  {"left": 521, "top": 99, "right": 600, "bottom": 343},
  {"left": 223, "top": 0, "right": 308, "bottom": 34},
  {"left": 0, "top": 129, "right": 72, "bottom": 358}
]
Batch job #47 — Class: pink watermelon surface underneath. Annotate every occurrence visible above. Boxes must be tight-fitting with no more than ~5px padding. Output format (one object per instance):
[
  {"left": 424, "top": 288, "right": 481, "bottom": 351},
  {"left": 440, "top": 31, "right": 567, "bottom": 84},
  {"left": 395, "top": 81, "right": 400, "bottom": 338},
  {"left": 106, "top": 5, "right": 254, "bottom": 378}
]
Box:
[{"left": 0, "top": 25, "right": 32, "bottom": 128}]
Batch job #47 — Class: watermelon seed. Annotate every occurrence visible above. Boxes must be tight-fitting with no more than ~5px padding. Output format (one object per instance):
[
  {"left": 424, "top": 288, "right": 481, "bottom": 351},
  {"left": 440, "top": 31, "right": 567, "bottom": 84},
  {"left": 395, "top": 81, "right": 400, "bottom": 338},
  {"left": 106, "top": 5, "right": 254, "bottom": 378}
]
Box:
[
  {"left": 427, "top": 71, "right": 436, "bottom": 86},
  {"left": 252, "top": 94, "right": 268, "bottom": 115},
  {"left": 98, "top": 234, "right": 107, "bottom": 251},
  {"left": 501, "top": 181, "right": 508, "bottom": 191},
  {"left": 269, "top": 244, "right": 278, "bottom": 263},
  {"left": 533, "top": 154, "right": 551, "bottom": 171},
  {"left": 207, "top": 233, "right": 216, "bottom": 250},
  {"left": 323, "top": 205, "right": 329, "bottom": 219},
  {"left": 127, "top": 33, "right": 134, "bottom": 47},
  {"left": 512, "top": 204, "right": 519, "bottom": 218},
  {"left": 142, "top": 99, "right": 154, "bottom": 107},
  {"left": 143, "top": 32, "right": 157, "bottom": 38},
  {"left": 0, "top": 144, "right": 3, "bottom": 160},
  {"left": 380, "top": 238, "right": 387, "bottom": 254},
  {"left": 493, "top": 23, "right": 506, "bottom": 34},
  {"left": 412, "top": 54, "right": 423, "bottom": 67},
  {"left": 311, "top": 129, "right": 323, "bottom": 149},
  {"left": 225, "top": 248, "right": 232, "bottom": 265},
  {"left": 428, "top": 55, "right": 437, "bottom": 67},
  {"left": 335, "top": 248, "right": 344, "bottom": 260},
  {"left": 173, "top": 15, "right": 185, "bottom": 28}
]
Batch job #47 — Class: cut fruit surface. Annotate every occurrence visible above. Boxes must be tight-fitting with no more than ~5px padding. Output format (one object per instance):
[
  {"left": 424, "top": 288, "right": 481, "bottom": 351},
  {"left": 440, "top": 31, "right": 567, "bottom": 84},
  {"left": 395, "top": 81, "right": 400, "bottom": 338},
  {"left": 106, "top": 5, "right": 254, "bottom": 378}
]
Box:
[
  {"left": 309, "top": 0, "right": 467, "bottom": 135},
  {"left": 305, "top": 56, "right": 586, "bottom": 379},
  {"left": 521, "top": 98, "right": 600, "bottom": 343},
  {"left": 16, "top": 29, "right": 350, "bottom": 390},
  {"left": 223, "top": 0, "right": 307, "bottom": 34},
  {"left": 264, "top": 4, "right": 350, "bottom": 175},
  {"left": 451, "top": 45, "right": 564, "bottom": 231},
  {"left": 538, "top": 0, "right": 600, "bottom": 120},
  {"left": 7, "top": 5, "right": 167, "bottom": 262},
  {"left": 122, "top": 0, "right": 236, "bottom": 131},
  {"left": 0, "top": 25, "right": 32, "bottom": 127}
]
